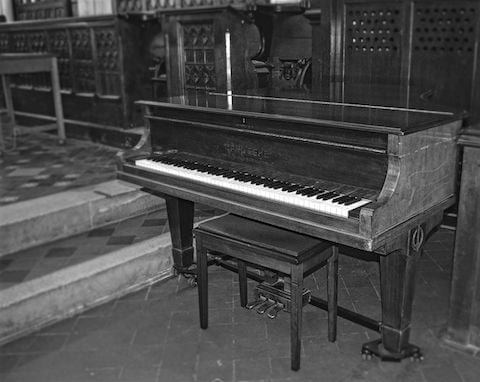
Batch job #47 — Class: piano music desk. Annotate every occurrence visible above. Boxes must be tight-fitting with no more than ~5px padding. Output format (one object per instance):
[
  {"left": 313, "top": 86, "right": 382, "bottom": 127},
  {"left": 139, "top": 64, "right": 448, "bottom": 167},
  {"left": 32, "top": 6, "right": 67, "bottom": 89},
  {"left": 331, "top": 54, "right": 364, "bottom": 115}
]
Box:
[{"left": 0, "top": 53, "right": 66, "bottom": 148}]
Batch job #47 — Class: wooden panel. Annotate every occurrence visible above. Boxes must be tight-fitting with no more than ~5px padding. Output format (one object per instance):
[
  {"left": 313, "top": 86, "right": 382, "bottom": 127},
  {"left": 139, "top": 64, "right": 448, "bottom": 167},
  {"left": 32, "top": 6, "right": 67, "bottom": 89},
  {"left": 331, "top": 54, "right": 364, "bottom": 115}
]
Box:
[
  {"left": 342, "top": 0, "right": 408, "bottom": 103},
  {"left": 70, "top": 27, "right": 96, "bottom": 94},
  {"left": 360, "top": 120, "right": 462, "bottom": 237},
  {"left": 94, "top": 27, "right": 122, "bottom": 96},
  {"left": 315, "top": 0, "right": 480, "bottom": 117},
  {"left": 164, "top": 9, "right": 259, "bottom": 95},
  {"left": 0, "top": 16, "right": 161, "bottom": 128},
  {"left": 446, "top": 127, "right": 480, "bottom": 350},
  {"left": 182, "top": 22, "right": 217, "bottom": 90},
  {"left": 13, "top": 0, "right": 72, "bottom": 21},
  {"left": 48, "top": 28, "right": 73, "bottom": 91},
  {"left": 409, "top": 1, "right": 479, "bottom": 111},
  {"left": 148, "top": 117, "right": 388, "bottom": 190}
]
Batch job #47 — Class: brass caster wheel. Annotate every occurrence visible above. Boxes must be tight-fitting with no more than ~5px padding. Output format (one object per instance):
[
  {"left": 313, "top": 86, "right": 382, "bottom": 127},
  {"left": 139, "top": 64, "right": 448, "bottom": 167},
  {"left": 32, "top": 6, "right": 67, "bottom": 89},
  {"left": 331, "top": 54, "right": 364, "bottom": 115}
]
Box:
[{"left": 361, "top": 350, "right": 373, "bottom": 361}]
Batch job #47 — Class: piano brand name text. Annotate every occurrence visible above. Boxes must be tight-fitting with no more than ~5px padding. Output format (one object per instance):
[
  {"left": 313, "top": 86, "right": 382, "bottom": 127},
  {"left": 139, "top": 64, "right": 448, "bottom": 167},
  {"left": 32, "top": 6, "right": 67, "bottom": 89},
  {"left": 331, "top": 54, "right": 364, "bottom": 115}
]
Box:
[{"left": 223, "top": 143, "right": 271, "bottom": 161}]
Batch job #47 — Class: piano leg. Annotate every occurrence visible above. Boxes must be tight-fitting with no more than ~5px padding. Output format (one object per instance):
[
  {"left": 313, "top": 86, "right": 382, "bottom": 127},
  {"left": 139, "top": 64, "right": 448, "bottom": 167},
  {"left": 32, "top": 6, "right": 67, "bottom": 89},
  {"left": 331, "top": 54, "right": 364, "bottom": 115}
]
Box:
[
  {"left": 362, "top": 225, "right": 425, "bottom": 362},
  {"left": 165, "top": 196, "right": 195, "bottom": 274}
]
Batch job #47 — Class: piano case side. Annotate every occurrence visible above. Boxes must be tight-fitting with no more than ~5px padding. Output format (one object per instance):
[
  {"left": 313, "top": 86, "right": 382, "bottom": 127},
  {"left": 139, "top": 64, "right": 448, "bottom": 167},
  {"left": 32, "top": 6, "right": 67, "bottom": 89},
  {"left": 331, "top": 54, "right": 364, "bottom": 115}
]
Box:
[
  {"left": 116, "top": 104, "right": 153, "bottom": 170},
  {"left": 359, "top": 119, "right": 462, "bottom": 248}
]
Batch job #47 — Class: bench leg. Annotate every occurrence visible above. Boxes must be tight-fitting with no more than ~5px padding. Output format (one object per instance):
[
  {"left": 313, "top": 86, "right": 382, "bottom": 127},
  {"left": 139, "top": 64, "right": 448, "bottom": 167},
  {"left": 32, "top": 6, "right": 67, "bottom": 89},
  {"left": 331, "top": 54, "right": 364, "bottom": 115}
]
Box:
[
  {"left": 327, "top": 246, "right": 339, "bottom": 342},
  {"left": 238, "top": 260, "right": 248, "bottom": 307},
  {"left": 196, "top": 238, "right": 208, "bottom": 329},
  {"left": 290, "top": 263, "right": 304, "bottom": 371}
]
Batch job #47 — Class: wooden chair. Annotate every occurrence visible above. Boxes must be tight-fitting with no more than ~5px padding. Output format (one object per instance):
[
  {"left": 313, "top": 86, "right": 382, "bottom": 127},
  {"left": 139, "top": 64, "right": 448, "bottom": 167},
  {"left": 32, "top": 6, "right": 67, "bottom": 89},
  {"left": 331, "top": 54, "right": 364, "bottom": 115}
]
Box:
[{"left": 194, "top": 214, "right": 339, "bottom": 371}]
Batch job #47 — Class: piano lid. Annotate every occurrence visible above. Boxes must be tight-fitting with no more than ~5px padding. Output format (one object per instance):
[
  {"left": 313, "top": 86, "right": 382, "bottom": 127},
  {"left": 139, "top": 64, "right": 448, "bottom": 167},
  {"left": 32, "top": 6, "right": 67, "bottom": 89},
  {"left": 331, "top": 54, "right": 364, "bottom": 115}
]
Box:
[{"left": 141, "top": 88, "right": 462, "bottom": 135}]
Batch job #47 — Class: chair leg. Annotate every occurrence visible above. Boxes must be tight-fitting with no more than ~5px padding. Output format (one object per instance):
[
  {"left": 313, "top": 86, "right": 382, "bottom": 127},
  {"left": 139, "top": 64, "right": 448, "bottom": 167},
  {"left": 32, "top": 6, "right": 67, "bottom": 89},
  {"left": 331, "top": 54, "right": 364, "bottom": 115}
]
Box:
[
  {"left": 327, "top": 246, "right": 339, "bottom": 342},
  {"left": 196, "top": 237, "right": 208, "bottom": 329},
  {"left": 238, "top": 260, "right": 248, "bottom": 307},
  {"left": 290, "top": 263, "right": 304, "bottom": 371}
]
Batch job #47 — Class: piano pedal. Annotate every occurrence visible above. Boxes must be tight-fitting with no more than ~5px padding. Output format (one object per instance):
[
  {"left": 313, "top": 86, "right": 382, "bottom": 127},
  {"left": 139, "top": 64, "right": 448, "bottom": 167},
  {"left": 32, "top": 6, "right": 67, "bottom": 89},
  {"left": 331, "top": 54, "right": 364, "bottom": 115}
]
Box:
[
  {"left": 246, "top": 297, "right": 266, "bottom": 310},
  {"left": 266, "top": 302, "right": 284, "bottom": 319},
  {"left": 256, "top": 299, "right": 276, "bottom": 315},
  {"left": 266, "top": 277, "right": 285, "bottom": 289}
]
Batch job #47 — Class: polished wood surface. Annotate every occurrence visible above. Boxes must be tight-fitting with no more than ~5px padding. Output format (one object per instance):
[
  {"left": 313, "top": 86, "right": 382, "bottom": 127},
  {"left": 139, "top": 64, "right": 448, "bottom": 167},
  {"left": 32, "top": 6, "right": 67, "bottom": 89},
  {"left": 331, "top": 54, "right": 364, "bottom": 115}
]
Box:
[
  {"left": 118, "top": 89, "right": 462, "bottom": 360},
  {"left": 115, "top": 0, "right": 474, "bottom": 363},
  {"left": 445, "top": 125, "right": 480, "bottom": 351}
]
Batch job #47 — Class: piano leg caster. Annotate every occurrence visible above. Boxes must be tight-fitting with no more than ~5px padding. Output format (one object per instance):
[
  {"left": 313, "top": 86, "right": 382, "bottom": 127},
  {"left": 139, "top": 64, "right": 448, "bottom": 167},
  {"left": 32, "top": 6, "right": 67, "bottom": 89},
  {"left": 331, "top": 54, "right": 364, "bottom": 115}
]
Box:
[
  {"left": 173, "top": 264, "right": 198, "bottom": 287},
  {"left": 361, "top": 339, "right": 423, "bottom": 362}
]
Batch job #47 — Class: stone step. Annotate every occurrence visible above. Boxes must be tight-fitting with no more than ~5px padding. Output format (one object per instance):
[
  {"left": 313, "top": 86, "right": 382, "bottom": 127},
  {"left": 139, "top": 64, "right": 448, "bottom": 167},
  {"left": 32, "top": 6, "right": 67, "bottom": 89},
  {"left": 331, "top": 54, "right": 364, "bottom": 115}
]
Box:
[
  {"left": 0, "top": 233, "right": 173, "bottom": 345},
  {"left": 0, "top": 179, "right": 165, "bottom": 257}
]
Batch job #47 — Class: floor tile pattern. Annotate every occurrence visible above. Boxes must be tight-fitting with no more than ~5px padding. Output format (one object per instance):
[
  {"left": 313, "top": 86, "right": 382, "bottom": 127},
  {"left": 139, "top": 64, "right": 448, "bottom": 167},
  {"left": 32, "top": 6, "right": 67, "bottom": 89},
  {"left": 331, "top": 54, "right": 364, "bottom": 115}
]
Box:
[
  {"left": 0, "top": 133, "right": 118, "bottom": 205},
  {"left": 0, "top": 205, "right": 219, "bottom": 290},
  {"left": 1, "top": 228, "right": 479, "bottom": 382}
]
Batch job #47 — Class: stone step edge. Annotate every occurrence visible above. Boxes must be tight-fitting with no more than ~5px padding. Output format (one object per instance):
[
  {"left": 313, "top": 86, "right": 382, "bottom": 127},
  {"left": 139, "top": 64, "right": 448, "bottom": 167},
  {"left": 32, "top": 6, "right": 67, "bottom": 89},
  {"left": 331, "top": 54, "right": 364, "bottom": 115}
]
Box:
[
  {"left": 0, "top": 179, "right": 165, "bottom": 257},
  {"left": 0, "top": 233, "right": 173, "bottom": 346}
]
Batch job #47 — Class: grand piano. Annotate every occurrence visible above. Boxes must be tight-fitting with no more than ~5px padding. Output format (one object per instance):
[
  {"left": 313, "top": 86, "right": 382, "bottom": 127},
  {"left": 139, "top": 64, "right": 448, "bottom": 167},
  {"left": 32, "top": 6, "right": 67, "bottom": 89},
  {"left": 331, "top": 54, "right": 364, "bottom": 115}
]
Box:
[{"left": 117, "top": 88, "right": 463, "bottom": 361}]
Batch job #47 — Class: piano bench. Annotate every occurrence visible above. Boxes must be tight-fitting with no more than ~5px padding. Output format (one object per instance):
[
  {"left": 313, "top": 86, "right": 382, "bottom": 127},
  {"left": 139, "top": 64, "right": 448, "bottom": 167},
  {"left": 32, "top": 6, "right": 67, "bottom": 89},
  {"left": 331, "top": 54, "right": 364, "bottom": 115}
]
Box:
[{"left": 194, "top": 213, "right": 338, "bottom": 371}]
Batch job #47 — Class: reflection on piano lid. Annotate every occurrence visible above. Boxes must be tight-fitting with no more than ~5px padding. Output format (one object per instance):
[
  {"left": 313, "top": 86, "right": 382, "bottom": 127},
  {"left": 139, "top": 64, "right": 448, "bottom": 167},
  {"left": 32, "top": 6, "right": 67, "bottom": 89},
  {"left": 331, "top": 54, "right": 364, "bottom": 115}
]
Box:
[
  {"left": 146, "top": 88, "right": 460, "bottom": 135},
  {"left": 120, "top": 88, "right": 463, "bottom": 251}
]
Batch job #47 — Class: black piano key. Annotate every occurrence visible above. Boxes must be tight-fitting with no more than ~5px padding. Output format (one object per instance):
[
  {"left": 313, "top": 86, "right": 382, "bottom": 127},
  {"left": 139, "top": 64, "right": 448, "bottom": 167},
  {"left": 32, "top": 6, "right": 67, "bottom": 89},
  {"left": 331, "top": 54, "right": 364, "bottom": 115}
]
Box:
[
  {"left": 317, "top": 191, "right": 339, "bottom": 200},
  {"left": 297, "top": 187, "right": 317, "bottom": 195},
  {"left": 235, "top": 173, "right": 250, "bottom": 181},
  {"left": 332, "top": 195, "right": 349, "bottom": 204},
  {"left": 303, "top": 189, "right": 321, "bottom": 197},
  {"left": 282, "top": 184, "right": 301, "bottom": 192},
  {"left": 248, "top": 177, "right": 263, "bottom": 184},
  {"left": 270, "top": 181, "right": 286, "bottom": 189},
  {"left": 263, "top": 179, "right": 278, "bottom": 187},
  {"left": 343, "top": 197, "right": 362, "bottom": 206},
  {"left": 280, "top": 183, "right": 294, "bottom": 190}
]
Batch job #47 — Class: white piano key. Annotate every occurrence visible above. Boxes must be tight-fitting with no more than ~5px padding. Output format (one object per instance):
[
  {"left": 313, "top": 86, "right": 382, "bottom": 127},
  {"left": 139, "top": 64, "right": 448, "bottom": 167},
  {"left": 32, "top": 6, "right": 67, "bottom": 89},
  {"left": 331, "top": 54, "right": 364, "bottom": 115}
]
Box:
[{"left": 135, "top": 158, "right": 371, "bottom": 219}]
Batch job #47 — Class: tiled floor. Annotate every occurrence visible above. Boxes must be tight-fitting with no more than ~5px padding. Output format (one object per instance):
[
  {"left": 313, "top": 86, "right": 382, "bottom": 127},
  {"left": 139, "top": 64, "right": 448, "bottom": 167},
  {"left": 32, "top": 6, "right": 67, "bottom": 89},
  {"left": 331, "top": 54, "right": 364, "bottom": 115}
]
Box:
[
  {"left": 0, "top": 205, "right": 219, "bottom": 290},
  {"left": 1, "top": 227, "right": 480, "bottom": 382},
  {"left": 0, "top": 133, "right": 118, "bottom": 205},
  {"left": 1, "top": 132, "right": 479, "bottom": 381}
]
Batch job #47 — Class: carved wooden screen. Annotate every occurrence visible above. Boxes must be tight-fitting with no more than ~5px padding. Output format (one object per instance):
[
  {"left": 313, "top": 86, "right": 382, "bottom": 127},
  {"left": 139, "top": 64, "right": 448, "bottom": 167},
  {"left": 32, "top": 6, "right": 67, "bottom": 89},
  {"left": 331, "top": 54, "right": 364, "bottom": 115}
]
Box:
[
  {"left": 115, "top": 0, "right": 251, "bottom": 14},
  {"left": 164, "top": 8, "right": 259, "bottom": 95},
  {"left": 70, "top": 28, "right": 96, "bottom": 94},
  {"left": 95, "top": 27, "right": 122, "bottom": 96},
  {"left": 182, "top": 22, "right": 217, "bottom": 90},
  {"left": 48, "top": 29, "right": 73, "bottom": 91},
  {"left": 9, "top": 31, "right": 50, "bottom": 89},
  {"left": 343, "top": 2, "right": 406, "bottom": 96},
  {"left": 409, "top": 1, "right": 479, "bottom": 110},
  {"left": 13, "top": 0, "right": 73, "bottom": 20},
  {"left": 330, "top": 0, "right": 480, "bottom": 114}
]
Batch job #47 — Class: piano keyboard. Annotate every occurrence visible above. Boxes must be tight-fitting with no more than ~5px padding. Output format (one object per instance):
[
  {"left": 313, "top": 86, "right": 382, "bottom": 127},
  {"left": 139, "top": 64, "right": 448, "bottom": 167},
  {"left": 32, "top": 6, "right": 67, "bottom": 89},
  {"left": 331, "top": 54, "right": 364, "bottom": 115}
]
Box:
[{"left": 135, "top": 156, "right": 372, "bottom": 218}]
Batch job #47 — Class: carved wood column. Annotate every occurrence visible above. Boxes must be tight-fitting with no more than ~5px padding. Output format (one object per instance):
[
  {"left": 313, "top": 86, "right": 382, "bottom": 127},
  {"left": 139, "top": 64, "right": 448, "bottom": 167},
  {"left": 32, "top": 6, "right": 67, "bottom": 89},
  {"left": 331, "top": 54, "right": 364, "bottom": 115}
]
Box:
[{"left": 445, "top": 125, "right": 480, "bottom": 352}]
